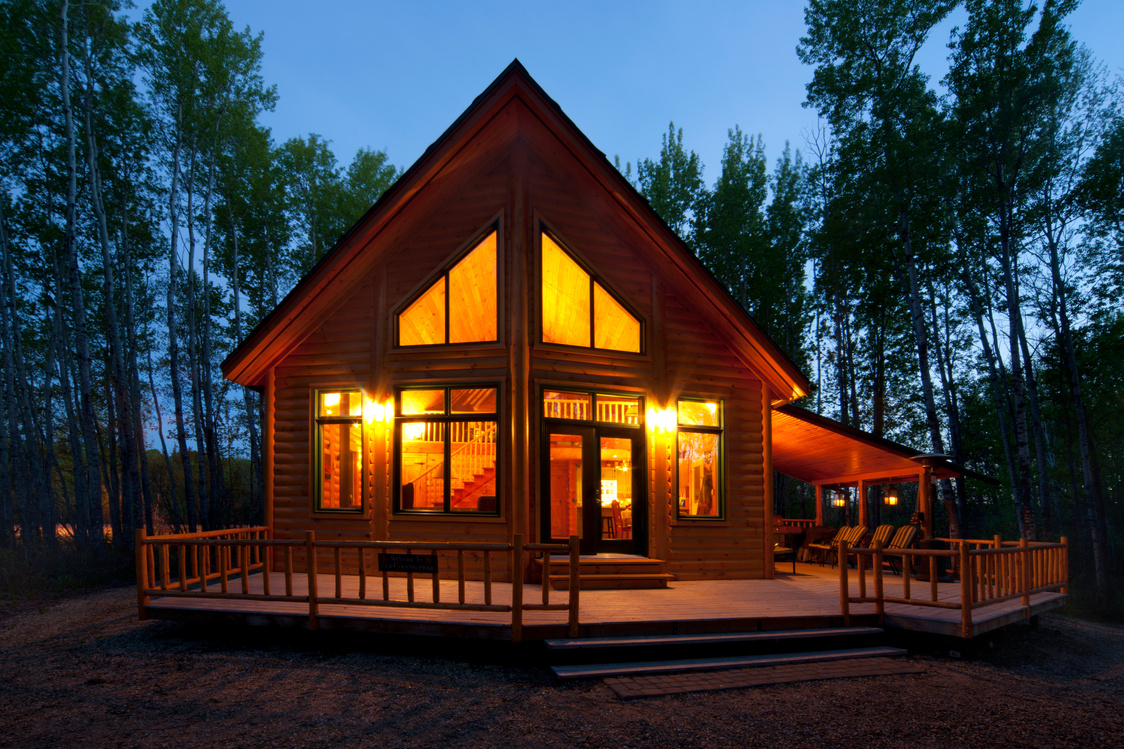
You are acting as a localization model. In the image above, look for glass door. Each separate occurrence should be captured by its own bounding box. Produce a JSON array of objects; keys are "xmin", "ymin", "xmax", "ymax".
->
[{"xmin": 544, "ymin": 425, "xmax": 643, "ymax": 554}]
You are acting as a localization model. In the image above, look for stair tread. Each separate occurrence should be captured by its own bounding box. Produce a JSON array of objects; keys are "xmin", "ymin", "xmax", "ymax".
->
[
  {"xmin": 552, "ymin": 646, "xmax": 907, "ymax": 679},
  {"xmin": 547, "ymin": 573, "xmax": 676, "ymax": 580},
  {"xmin": 544, "ymin": 626, "xmax": 883, "ymax": 650},
  {"xmin": 534, "ymin": 557, "xmax": 668, "ymax": 566}
]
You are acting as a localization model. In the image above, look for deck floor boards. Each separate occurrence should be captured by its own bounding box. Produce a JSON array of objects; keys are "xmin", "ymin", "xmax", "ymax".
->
[{"xmin": 143, "ymin": 562, "xmax": 1066, "ymax": 640}]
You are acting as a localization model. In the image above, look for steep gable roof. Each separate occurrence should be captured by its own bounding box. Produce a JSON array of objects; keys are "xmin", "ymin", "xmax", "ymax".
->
[{"xmin": 222, "ymin": 60, "xmax": 810, "ymax": 402}]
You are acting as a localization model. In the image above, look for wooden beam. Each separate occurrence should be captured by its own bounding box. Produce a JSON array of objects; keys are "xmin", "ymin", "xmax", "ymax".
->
[{"xmin": 763, "ymin": 385, "xmax": 775, "ymax": 580}]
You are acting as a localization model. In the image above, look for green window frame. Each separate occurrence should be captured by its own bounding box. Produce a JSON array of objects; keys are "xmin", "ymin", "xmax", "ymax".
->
[
  {"xmin": 676, "ymin": 398, "xmax": 724, "ymax": 519},
  {"xmin": 313, "ymin": 389, "xmax": 364, "ymax": 514}
]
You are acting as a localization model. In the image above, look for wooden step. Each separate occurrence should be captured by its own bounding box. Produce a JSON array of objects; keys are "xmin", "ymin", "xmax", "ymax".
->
[
  {"xmin": 535, "ymin": 556, "xmax": 674, "ymax": 590},
  {"xmin": 552, "ymin": 646, "xmax": 908, "ymax": 680},
  {"xmin": 544, "ymin": 626, "xmax": 884, "ymax": 651},
  {"xmin": 547, "ymin": 572, "xmax": 676, "ymax": 590}
]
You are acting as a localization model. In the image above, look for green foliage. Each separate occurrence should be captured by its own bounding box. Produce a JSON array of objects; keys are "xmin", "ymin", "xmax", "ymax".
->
[{"xmin": 637, "ymin": 122, "xmax": 705, "ymax": 240}]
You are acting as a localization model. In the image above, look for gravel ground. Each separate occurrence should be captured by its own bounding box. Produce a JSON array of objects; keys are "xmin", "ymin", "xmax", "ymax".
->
[{"xmin": 0, "ymin": 585, "xmax": 1121, "ymax": 748}]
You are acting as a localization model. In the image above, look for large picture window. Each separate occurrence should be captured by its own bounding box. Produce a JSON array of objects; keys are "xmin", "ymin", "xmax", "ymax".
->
[
  {"xmin": 314, "ymin": 389, "xmax": 364, "ymax": 513},
  {"xmin": 396, "ymin": 386, "xmax": 499, "ymax": 514},
  {"xmin": 398, "ymin": 230, "xmax": 498, "ymax": 346},
  {"xmin": 676, "ymin": 398, "xmax": 722, "ymax": 519},
  {"xmin": 541, "ymin": 231, "xmax": 642, "ymax": 353}
]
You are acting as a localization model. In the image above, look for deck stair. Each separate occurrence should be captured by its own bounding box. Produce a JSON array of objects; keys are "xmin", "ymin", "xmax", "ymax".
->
[
  {"xmin": 535, "ymin": 555, "xmax": 675, "ymax": 590},
  {"xmin": 546, "ymin": 625, "xmax": 905, "ymax": 679}
]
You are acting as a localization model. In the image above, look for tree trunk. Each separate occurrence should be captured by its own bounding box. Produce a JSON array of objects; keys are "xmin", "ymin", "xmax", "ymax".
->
[
  {"xmin": 166, "ymin": 107, "xmax": 197, "ymax": 533},
  {"xmin": 60, "ymin": 0, "xmax": 104, "ymax": 545}
]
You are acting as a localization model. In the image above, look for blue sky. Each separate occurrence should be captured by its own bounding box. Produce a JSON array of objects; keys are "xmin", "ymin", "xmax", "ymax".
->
[{"xmin": 220, "ymin": 0, "xmax": 1124, "ymax": 184}]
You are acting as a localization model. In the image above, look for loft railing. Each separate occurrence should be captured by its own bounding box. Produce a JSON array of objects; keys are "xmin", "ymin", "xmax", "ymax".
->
[
  {"xmin": 135, "ymin": 529, "xmax": 579, "ymax": 642},
  {"xmin": 839, "ymin": 535, "xmax": 1068, "ymax": 639}
]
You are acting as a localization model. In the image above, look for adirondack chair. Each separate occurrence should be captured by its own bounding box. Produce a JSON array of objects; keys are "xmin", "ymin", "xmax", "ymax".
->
[
  {"xmin": 884, "ymin": 524, "xmax": 919, "ymax": 575},
  {"xmin": 807, "ymin": 526, "xmax": 847, "ymax": 566},
  {"xmin": 844, "ymin": 523, "xmax": 894, "ymax": 568},
  {"xmin": 830, "ymin": 525, "xmax": 868, "ymax": 568}
]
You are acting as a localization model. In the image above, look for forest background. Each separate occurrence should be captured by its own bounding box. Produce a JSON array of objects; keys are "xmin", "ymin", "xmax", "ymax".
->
[{"xmin": 1, "ymin": 0, "xmax": 1121, "ymax": 615}]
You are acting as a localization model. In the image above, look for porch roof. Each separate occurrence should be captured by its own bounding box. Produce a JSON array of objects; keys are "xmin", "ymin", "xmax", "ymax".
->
[{"xmin": 770, "ymin": 405, "xmax": 996, "ymax": 487}]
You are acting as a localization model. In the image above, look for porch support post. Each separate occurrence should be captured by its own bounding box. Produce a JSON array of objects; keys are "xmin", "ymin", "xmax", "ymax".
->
[
  {"xmin": 264, "ymin": 368, "xmax": 275, "ymax": 554},
  {"xmin": 857, "ymin": 478, "xmax": 867, "ymax": 529},
  {"xmin": 511, "ymin": 534, "xmax": 524, "ymax": 642},
  {"xmin": 305, "ymin": 531, "xmax": 318, "ymax": 631},
  {"xmin": 135, "ymin": 528, "xmax": 149, "ymax": 620},
  {"xmin": 960, "ymin": 540, "xmax": 973, "ymax": 639},
  {"xmin": 568, "ymin": 535, "xmax": 580, "ymax": 638},
  {"xmin": 763, "ymin": 386, "xmax": 775, "ymax": 579},
  {"xmin": 917, "ymin": 468, "xmax": 934, "ymax": 539},
  {"xmin": 815, "ymin": 484, "xmax": 823, "ymax": 526}
]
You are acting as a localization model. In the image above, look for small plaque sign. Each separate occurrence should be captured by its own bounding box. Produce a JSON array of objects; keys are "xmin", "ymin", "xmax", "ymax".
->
[{"xmin": 378, "ymin": 552, "xmax": 437, "ymax": 574}]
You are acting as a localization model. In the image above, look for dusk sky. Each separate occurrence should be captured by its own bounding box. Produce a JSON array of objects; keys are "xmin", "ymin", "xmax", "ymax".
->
[{"xmin": 218, "ymin": 1, "xmax": 1124, "ymax": 185}]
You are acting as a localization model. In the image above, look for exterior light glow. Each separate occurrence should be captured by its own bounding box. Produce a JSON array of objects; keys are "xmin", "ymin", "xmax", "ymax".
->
[
  {"xmin": 832, "ymin": 490, "xmax": 847, "ymax": 508},
  {"xmin": 659, "ymin": 408, "xmax": 677, "ymax": 432},
  {"xmin": 364, "ymin": 400, "xmax": 385, "ymax": 424},
  {"xmin": 383, "ymin": 400, "xmax": 394, "ymax": 423},
  {"xmin": 646, "ymin": 406, "xmax": 658, "ymax": 430}
]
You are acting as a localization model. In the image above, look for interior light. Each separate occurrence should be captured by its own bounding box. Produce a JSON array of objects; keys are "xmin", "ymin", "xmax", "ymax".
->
[
  {"xmin": 706, "ymin": 402, "xmax": 717, "ymax": 414},
  {"xmin": 403, "ymin": 422, "xmax": 425, "ymax": 441},
  {"xmin": 324, "ymin": 392, "xmax": 341, "ymax": 406}
]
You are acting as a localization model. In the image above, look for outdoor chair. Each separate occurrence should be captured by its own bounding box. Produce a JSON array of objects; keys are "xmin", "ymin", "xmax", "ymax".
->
[
  {"xmin": 807, "ymin": 526, "xmax": 847, "ymax": 566},
  {"xmin": 884, "ymin": 524, "xmax": 919, "ymax": 575},
  {"xmin": 773, "ymin": 543, "xmax": 796, "ymax": 574},
  {"xmin": 845, "ymin": 523, "xmax": 893, "ymax": 568},
  {"xmin": 830, "ymin": 525, "xmax": 868, "ymax": 568}
]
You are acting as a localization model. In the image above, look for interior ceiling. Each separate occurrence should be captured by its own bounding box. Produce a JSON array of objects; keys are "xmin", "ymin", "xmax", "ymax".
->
[{"xmin": 770, "ymin": 405, "xmax": 965, "ymax": 486}]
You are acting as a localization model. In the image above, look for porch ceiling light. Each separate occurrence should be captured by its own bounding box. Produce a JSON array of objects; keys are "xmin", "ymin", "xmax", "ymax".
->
[
  {"xmin": 885, "ymin": 485, "xmax": 899, "ymax": 505},
  {"xmin": 831, "ymin": 490, "xmax": 847, "ymax": 508}
]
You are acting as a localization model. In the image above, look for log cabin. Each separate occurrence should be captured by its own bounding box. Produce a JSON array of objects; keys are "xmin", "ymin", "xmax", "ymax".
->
[{"xmin": 221, "ymin": 60, "xmax": 963, "ymax": 588}]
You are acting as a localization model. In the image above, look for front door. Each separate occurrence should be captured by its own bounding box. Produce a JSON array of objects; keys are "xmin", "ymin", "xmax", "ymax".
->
[{"xmin": 544, "ymin": 425, "xmax": 644, "ymax": 554}]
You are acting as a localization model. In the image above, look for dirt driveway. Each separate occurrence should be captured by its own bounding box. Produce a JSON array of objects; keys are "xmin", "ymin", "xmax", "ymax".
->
[{"xmin": 1, "ymin": 585, "xmax": 1121, "ymax": 748}]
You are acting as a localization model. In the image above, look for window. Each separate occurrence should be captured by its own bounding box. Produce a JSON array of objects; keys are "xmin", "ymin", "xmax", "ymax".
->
[
  {"xmin": 396, "ymin": 386, "xmax": 499, "ymax": 514},
  {"xmin": 676, "ymin": 398, "xmax": 722, "ymax": 518},
  {"xmin": 541, "ymin": 232, "xmax": 642, "ymax": 353},
  {"xmin": 315, "ymin": 390, "xmax": 363, "ymax": 513},
  {"xmin": 398, "ymin": 231, "xmax": 498, "ymax": 346},
  {"xmin": 542, "ymin": 390, "xmax": 642, "ymax": 426}
]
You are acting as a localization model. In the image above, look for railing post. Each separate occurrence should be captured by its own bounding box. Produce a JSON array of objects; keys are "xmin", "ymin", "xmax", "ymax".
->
[
  {"xmin": 306, "ymin": 531, "xmax": 319, "ymax": 631},
  {"xmin": 839, "ymin": 539, "xmax": 850, "ymax": 625},
  {"xmin": 1020, "ymin": 537, "xmax": 1031, "ymax": 612},
  {"xmin": 960, "ymin": 541, "xmax": 973, "ymax": 640},
  {"xmin": 511, "ymin": 534, "xmax": 524, "ymax": 643},
  {"xmin": 568, "ymin": 535, "xmax": 580, "ymax": 638},
  {"xmin": 1060, "ymin": 536, "xmax": 1068, "ymax": 595},
  {"xmin": 873, "ymin": 538, "xmax": 884, "ymax": 625},
  {"xmin": 135, "ymin": 528, "xmax": 149, "ymax": 620}
]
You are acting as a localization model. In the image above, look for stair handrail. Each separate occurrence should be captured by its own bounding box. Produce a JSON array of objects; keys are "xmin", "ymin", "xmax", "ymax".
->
[{"xmin": 407, "ymin": 422, "xmax": 498, "ymax": 494}]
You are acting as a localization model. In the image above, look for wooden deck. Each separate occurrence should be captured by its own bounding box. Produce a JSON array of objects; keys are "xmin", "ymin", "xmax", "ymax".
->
[{"xmin": 142, "ymin": 561, "xmax": 1066, "ymax": 641}]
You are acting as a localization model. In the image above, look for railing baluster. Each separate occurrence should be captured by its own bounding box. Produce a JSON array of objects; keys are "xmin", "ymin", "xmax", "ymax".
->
[
  {"xmin": 220, "ymin": 543, "xmax": 228, "ymax": 594},
  {"xmin": 241, "ymin": 544, "xmax": 250, "ymax": 594},
  {"xmin": 161, "ymin": 545, "xmax": 170, "ymax": 591},
  {"xmin": 358, "ymin": 548, "xmax": 366, "ymax": 600},
  {"xmin": 542, "ymin": 552, "xmax": 551, "ymax": 605},
  {"xmin": 335, "ymin": 546, "xmax": 343, "ymax": 600},
  {"xmin": 432, "ymin": 551, "xmax": 440, "ymax": 603},
  {"xmin": 457, "ymin": 550, "xmax": 465, "ymax": 604},
  {"xmin": 179, "ymin": 544, "xmax": 187, "ymax": 592},
  {"xmin": 285, "ymin": 545, "xmax": 293, "ymax": 597},
  {"xmin": 484, "ymin": 550, "xmax": 492, "ymax": 606}
]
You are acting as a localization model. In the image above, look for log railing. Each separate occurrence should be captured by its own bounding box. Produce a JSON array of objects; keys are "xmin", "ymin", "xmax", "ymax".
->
[
  {"xmin": 840, "ymin": 536, "xmax": 1068, "ymax": 639},
  {"xmin": 136, "ymin": 530, "xmax": 580, "ymax": 641}
]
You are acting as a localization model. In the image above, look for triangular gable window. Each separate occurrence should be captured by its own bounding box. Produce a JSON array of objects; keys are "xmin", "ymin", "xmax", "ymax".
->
[
  {"xmin": 398, "ymin": 231, "xmax": 498, "ymax": 346},
  {"xmin": 541, "ymin": 231, "xmax": 642, "ymax": 353}
]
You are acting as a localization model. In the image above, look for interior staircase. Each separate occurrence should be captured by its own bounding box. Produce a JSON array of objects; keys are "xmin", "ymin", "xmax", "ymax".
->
[
  {"xmin": 544, "ymin": 625, "xmax": 908, "ymax": 681},
  {"xmin": 535, "ymin": 555, "xmax": 676, "ymax": 590}
]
